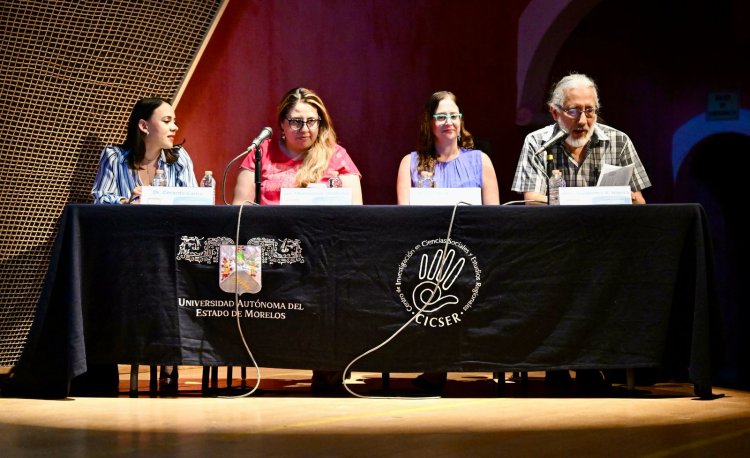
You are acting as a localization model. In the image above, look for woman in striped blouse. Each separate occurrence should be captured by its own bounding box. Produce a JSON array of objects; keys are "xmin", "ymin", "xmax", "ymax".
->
[
  {"xmin": 91, "ymin": 97, "xmax": 198, "ymax": 204},
  {"xmin": 90, "ymin": 97, "xmax": 196, "ymax": 392}
]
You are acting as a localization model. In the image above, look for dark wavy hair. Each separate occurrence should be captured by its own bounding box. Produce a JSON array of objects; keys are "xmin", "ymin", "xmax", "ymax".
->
[
  {"xmin": 416, "ymin": 91, "xmax": 474, "ymax": 173},
  {"xmin": 122, "ymin": 97, "xmax": 181, "ymax": 169}
]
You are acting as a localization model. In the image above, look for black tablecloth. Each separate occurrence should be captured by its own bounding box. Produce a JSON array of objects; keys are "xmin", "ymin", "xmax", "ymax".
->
[{"xmin": 5, "ymin": 204, "xmax": 719, "ymax": 397}]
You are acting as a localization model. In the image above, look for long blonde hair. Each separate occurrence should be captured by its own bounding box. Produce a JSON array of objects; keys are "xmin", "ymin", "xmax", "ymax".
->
[{"xmin": 277, "ymin": 87, "xmax": 338, "ymax": 187}]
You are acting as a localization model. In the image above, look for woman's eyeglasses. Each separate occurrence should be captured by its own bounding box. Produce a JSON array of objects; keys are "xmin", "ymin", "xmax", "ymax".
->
[
  {"xmin": 432, "ymin": 113, "xmax": 462, "ymax": 124},
  {"xmin": 287, "ymin": 118, "xmax": 321, "ymax": 131}
]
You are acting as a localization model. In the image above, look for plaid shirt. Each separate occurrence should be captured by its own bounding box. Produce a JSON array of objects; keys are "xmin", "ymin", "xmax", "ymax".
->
[
  {"xmin": 91, "ymin": 145, "xmax": 198, "ymax": 204},
  {"xmin": 511, "ymin": 123, "xmax": 651, "ymax": 195}
]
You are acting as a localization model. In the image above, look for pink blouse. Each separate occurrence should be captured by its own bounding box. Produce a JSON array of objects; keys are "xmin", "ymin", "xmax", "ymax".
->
[{"xmin": 240, "ymin": 138, "xmax": 361, "ymax": 205}]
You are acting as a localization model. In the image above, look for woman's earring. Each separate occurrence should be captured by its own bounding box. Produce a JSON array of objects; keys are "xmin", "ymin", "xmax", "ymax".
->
[
  {"xmin": 457, "ymin": 135, "xmax": 461, "ymax": 145},
  {"xmin": 281, "ymin": 132, "xmax": 286, "ymax": 141}
]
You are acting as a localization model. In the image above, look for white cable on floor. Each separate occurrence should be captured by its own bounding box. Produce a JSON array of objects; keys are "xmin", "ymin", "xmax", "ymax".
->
[{"xmin": 342, "ymin": 201, "xmax": 470, "ymax": 399}]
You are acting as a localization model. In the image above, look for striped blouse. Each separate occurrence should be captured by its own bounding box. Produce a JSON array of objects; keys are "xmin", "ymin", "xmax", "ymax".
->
[{"xmin": 91, "ymin": 145, "xmax": 198, "ymax": 204}]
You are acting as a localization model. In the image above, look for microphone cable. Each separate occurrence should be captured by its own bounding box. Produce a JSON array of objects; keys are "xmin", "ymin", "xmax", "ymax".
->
[
  {"xmin": 341, "ymin": 201, "xmax": 471, "ymax": 399},
  {"xmin": 221, "ymin": 148, "xmax": 253, "ymax": 205},
  {"xmin": 219, "ymin": 200, "xmax": 262, "ymax": 399}
]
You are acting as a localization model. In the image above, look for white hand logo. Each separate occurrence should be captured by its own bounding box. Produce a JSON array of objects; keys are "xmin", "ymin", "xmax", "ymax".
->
[{"xmin": 411, "ymin": 248, "xmax": 465, "ymax": 313}]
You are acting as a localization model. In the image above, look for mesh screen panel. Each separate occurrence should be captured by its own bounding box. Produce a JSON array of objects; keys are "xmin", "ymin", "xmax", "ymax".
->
[{"xmin": 0, "ymin": 0, "xmax": 225, "ymax": 368}]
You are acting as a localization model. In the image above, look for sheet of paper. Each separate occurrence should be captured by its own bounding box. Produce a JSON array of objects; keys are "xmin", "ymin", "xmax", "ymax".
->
[
  {"xmin": 140, "ymin": 186, "xmax": 214, "ymax": 205},
  {"xmin": 559, "ymin": 186, "xmax": 632, "ymax": 205},
  {"xmin": 597, "ymin": 163, "xmax": 634, "ymax": 186},
  {"xmin": 409, "ymin": 187, "xmax": 482, "ymax": 205},
  {"xmin": 279, "ymin": 187, "xmax": 352, "ymax": 205}
]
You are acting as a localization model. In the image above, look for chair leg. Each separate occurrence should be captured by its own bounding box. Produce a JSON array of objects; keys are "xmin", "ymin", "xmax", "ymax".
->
[
  {"xmin": 241, "ymin": 366, "xmax": 247, "ymax": 388},
  {"xmin": 499, "ymin": 372, "xmax": 527, "ymax": 391},
  {"xmin": 211, "ymin": 366, "xmax": 219, "ymax": 390},
  {"xmin": 494, "ymin": 372, "xmax": 504, "ymax": 395},
  {"xmin": 129, "ymin": 364, "xmax": 139, "ymax": 397},
  {"xmin": 227, "ymin": 366, "xmax": 233, "ymax": 388},
  {"xmin": 149, "ymin": 366, "xmax": 158, "ymax": 394},
  {"xmin": 202, "ymin": 366, "xmax": 210, "ymax": 395},
  {"xmin": 382, "ymin": 372, "xmax": 390, "ymax": 390},
  {"xmin": 626, "ymin": 368, "xmax": 635, "ymax": 391}
]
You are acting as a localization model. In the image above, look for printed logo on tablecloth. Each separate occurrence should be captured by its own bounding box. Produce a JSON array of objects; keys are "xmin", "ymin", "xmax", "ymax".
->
[
  {"xmin": 175, "ymin": 236, "xmax": 234, "ymax": 263},
  {"xmin": 219, "ymin": 245, "xmax": 262, "ymax": 294},
  {"xmin": 176, "ymin": 236, "xmax": 305, "ymax": 265},
  {"xmin": 395, "ymin": 238, "xmax": 481, "ymax": 328},
  {"xmin": 175, "ymin": 235, "xmax": 306, "ymax": 321}
]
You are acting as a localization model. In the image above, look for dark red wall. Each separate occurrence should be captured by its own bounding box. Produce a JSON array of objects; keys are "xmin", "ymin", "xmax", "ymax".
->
[{"xmin": 177, "ymin": 0, "xmax": 526, "ymax": 204}]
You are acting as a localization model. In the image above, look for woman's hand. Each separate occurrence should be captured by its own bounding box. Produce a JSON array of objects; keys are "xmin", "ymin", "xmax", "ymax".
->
[{"xmin": 127, "ymin": 186, "xmax": 143, "ymax": 204}]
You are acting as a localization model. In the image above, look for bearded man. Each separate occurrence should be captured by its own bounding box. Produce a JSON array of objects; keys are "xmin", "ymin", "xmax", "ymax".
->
[{"xmin": 512, "ymin": 73, "xmax": 651, "ymax": 204}]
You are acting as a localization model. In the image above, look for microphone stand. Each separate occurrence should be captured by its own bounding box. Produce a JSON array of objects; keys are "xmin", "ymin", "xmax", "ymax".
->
[
  {"xmin": 546, "ymin": 151, "xmax": 553, "ymax": 206},
  {"xmin": 221, "ymin": 128, "xmax": 272, "ymax": 205},
  {"xmin": 534, "ymin": 127, "xmax": 566, "ymax": 206},
  {"xmin": 254, "ymin": 146, "xmax": 262, "ymax": 204}
]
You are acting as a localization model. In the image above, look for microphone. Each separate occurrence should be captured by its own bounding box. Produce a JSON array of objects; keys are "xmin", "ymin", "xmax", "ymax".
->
[
  {"xmin": 245, "ymin": 127, "xmax": 273, "ymax": 153},
  {"xmin": 536, "ymin": 129, "xmax": 567, "ymax": 202},
  {"xmin": 221, "ymin": 127, "xmax": 274, "ymax": 205},
  {"xmin": 534, "ymin": 128, "xmax": 568, "ymax": 156}
]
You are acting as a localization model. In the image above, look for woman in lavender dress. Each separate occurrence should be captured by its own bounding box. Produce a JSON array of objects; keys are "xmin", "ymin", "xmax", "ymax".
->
[
  {"xmin": 395, "ymin": 91, "xmax": 499, "ymax": 392},
  {"xmin": 396, "ymin": 90, "xmax": 499, "ymax": 205}
]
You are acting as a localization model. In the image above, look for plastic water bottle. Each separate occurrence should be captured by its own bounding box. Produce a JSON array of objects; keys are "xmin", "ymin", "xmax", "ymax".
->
[
  {"xmin": 201, "ymin": 171, "xmax": 216, "ymax": 203},
  {"xmin": 327, "ymin": 171, "xmax": 342, "ymax": 188},
  {"xmin": 417, "ymin": 171, "xmax": 435, "ymax": 188},
  {"xmin": 151, "ymin": 169, "xmax": 167, "ymax": 186},
  {"xmin": 548, "ymin": 169, "xmax": 566, "ymax": 205},
  {"xmin": 200, "ymin": 170, "xmax": 216, "ymax": 189}
]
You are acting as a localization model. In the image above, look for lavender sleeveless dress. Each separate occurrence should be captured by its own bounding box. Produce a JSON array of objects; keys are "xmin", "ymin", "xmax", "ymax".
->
[{"xmin": 409, "ymin": 148, "xmax": 483, "ymax": 188}]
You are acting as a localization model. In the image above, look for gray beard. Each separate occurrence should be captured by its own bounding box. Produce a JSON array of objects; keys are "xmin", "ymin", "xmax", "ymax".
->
[{"xmin": 558, "ymin": 119, "xmax": 595, "ymax": 148}]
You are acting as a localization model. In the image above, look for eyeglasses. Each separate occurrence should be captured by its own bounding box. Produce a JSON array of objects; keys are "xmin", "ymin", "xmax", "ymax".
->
[
  {"xmin": 557, "ymin": 106, "xmax": 597, "ymax": 118},
  {"xmin": 287, "ymin": 118, "xmax": 321, "ymax": 130},
  {"xmin": 432, "ymin": 112, "xmax": 462, "ymax": 124}
]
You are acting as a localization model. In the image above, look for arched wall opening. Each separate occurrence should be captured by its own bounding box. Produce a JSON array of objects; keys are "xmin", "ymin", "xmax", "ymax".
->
[{"xmin": 675, "ymin": 132, "xmax": 749, "ymax": 389}]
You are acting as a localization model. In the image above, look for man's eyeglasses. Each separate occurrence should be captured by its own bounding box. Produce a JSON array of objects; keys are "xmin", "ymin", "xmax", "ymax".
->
[
  {"xmin": 287, "ymin": 118, "xmax": 321, "ymax": 130},
  {"xmin": 557, "ymin": 106, "xmax": 597, "ymax": 119},
  {"xmin": 432, "ymin": 112, "xmax": 462, "ymax": 124}
]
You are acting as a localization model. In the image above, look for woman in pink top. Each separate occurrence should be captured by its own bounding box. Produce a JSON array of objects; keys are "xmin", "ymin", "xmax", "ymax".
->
[
  {"xmin": 232, "ymin": 88, "xmax": 360, "ymax": 392},
  {"xmin": 233, "ymin": 87, "xmax": 362, "ymax": 205}
]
